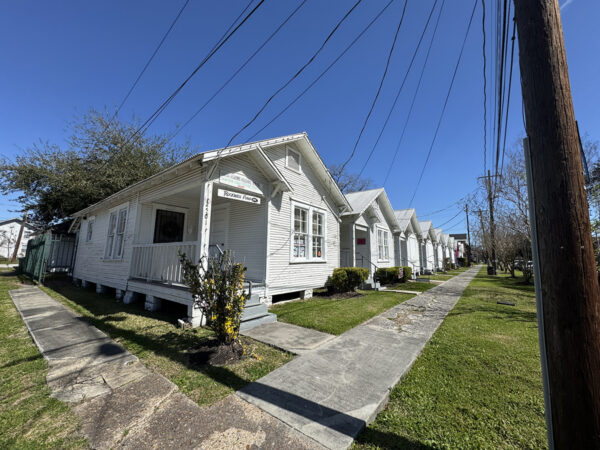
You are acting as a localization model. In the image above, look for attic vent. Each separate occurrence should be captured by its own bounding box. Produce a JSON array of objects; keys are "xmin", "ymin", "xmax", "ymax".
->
[{"xmin": 286, "ymin": 147, "xmax": 301, "ymax": 172}]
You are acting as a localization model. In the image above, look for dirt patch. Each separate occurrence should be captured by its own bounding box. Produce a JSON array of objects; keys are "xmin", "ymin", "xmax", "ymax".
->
[{"xmin": 188, "ymin": 340, "xmax": 245, "ymax": 367}]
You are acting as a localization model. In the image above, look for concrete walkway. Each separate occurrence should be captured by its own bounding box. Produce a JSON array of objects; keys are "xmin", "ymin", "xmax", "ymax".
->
[
  {"xmin": 9, "ymin": 286, "xmax": 322, "ymax": 449},
  {"xmin": 237, "ymin": 266, "xmax": 480, "ymax": 449},
  {"xmin": 241, "ymin": 321, "xmax": 335, "ymax": 355}
]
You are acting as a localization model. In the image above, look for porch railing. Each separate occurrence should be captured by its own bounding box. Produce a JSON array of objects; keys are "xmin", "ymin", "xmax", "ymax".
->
[{"xmin": 130, "ymin": 242, "xmax": 197, "ymax": 285}]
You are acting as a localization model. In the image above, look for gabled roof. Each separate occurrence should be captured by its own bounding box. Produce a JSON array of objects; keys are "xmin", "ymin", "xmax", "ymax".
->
[
  {"xmin": 419, "ymin": 221, "xmax": 434, "ymax": 240},
  {"xmin": 433, "ymin": 228, "xmax": 443, "ymax": 243},
  {"xmin": 343, "ymin": 188, "xmax": 399, "ymax": 232},
  {"xmin": 0, "ymin": 218, "xmax": 36, "ymax": 230},
  {"xmin": 441, "ymin": 233, "xmax": 449, "ymax": 246},
  {"xmin": 72, "ymin": 133, "xmax": 351, "ymax": 217},
  {"xmin": 394, "ymin": 208, "xmax": 419, "ymax": 234}
]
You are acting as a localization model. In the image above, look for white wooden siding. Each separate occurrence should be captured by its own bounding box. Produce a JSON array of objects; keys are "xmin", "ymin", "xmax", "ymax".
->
[{"xmin": 264, "ymin": 144, "xmax": 341, "ymax": 295}]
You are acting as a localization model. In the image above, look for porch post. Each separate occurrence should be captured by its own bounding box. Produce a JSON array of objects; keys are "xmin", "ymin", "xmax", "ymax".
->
[
  {"xmin": 351, "ymin": 224, "xmax": 356, "ymax": 267},
  {"xmin": 196, "ymin": 181, "xmax": 213, "ymax": 268}
]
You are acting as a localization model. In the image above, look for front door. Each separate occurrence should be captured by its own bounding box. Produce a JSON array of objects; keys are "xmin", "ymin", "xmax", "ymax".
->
[{"xmin": 210, "ymin": 204, "xmax": 229, "ymax": 252}]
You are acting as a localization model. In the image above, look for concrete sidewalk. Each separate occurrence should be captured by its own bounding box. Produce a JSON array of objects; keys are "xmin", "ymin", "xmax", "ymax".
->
[
  {"xmin": 237, "ymin": 266, "xmax": 480, "ymax": 449},
  {"xmin": 9, "ymin": 286, "xmax": 322, "ymax": 449}
]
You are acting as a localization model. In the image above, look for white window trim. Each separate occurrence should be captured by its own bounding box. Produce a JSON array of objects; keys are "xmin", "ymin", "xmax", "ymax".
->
[
  {"xmin": 290, "ymin": 200, "xmax": 327, "ymax": 263},
  {"xmin": 376, "ymin": 226, "xmax": 390, "ymax": 262},
  {"xmin": 151, "ymin": 203, "xmax": 189, "ymax": 244},
  {"xmin": 104, "ymin": 202, "xmax": 129, "ymax": 261},
  {"xmin": 85, "ymin": 216, "xmax": 95, "ymax": 243},
  {"xmin": 285, "ymin": 146, "xmax": 302, "ymax": 173}
]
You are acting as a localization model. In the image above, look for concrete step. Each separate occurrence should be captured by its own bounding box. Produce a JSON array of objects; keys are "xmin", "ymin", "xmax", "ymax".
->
[
  {"xmin": 244, "ymin": 292, "xmax": 262, "ymax": 307},
  {"xmin": 361, "ymin": 278, "xmax": 381, "ymax": 290},
  {"xmin": 241, "ymin": 303, "xmax": 269, "ymax": 321},
  {"xmin": 240, "ymin": 313, "xmax": 277, "ymax": 332}
]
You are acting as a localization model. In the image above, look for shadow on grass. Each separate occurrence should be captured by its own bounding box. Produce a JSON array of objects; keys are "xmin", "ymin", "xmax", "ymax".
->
[
  {"xmin": 449, "ymin": 302, "xmax": 538, "ymax": 323},
  {"xmin": 354, "ymin": 428, "xmax": 436, "ymax": 449}
]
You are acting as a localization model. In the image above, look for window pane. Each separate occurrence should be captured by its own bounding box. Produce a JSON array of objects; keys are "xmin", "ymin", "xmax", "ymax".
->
[
  {"xmin": 312, "ymin": 212, "xmax": 323, "ymax": 236},
  {"xmin": 294, "ymin": 233, "xmax": 306, "ymax": 258},
  {"xmin": 117, "ymin": 209, "xmax": 127, "ymax": 234},
  {"xmin": 312, "ymin": 236, "xmax": 323, "ymax": 258},
  {"xmin": 294, "ymin": 207, "xmax": 307, "ymax": 233},
  {"xmin": 153, "ymin": 209, "xmax": 185, "ymax": 243},
  {"xmin": 287, "ymin": 149, "xmax": 300, "ymax": 171}
]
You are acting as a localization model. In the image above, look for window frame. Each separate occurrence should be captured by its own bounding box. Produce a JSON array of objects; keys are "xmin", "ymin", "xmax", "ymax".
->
[
  {"xmin": 290, "ymin": 200, "xmax": 327, "ymax": 263},
  {"xmin": 285, "ymin": 146, "xmax": 302, "ymax": 173},
  {"xmin": 151, "ymin": 203, "xmax": 189, "ymax": 244},
  {"xmin": 104, "ymin": 203, "xmax": 128, "ymax": 261},
  {"xmin": 85, "ymin": 216, "xmax": 95, "ymax": 243},
  {"xmin": 377, "ymin": 226, "xmax": 390, "ymax": 262}
]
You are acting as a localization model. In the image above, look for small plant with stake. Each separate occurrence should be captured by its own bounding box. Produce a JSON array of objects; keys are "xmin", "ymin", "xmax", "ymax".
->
[{"xmin": 179, "ymin": 250, "xmax": 247, "ymax": 349}]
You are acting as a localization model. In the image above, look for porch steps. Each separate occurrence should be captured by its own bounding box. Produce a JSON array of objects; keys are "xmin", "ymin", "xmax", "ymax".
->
[{"xmin": 240, "ymin": 291, "xmax": 277, "ymax": 332}]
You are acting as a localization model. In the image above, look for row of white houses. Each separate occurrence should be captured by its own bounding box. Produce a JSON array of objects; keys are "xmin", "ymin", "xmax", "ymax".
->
[{"xmin": 69, "ymin": 133, "xmax": 463, "ymax": 329}]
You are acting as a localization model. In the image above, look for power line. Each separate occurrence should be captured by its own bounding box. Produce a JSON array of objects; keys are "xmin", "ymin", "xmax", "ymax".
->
[
  {"xmin": 358, "ymin": 0, "xmax": 440, "ymax": 178},
  {"xmin": 436, "ymin": 209, "xmax": 463, "ymax": 228},
  {"xmin": 221, "ymin": 0, "xmax": 364, "ymax": 150},
  {"xmin": 245, "ymin": 0, "xmax": 396, "ymax": 142},
  {"xmin": 109, "ymin": 0, "xmax": 191, "ymax": 125},
  {"xmin": 493, "ymin": 0, "xmax": 510, "ymax": 182},
  {"xmin": 125, "ymin": 0, "xmax": 264, "ymax": 145},
  {"xmin": 481, "ymin": 0, "xmax": 488, "ymax": 173},
  {"xmin": 337, "ymin": 0, "xmax": 410, "ymax": 176},
  {"xmin": 383, "ymin": 0, "xmax": 444, "ymax": 186},
  {"xmin": 169, "ymin": 0, "xmax": 308, "ymax": 141},
  {"xmin": 408, "ymin": 0, "xmax": 478, "ymax": 207},
  {"xmin": 499, "ymin": 15, "xmax": 516, "ymax": 179}
]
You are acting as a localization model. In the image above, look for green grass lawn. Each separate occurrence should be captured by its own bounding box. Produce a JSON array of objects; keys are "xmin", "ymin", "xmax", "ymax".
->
[
  {"xmin": 387, "ymin": 281, "xmax": 436, "ymax": 292},
  {"xmin": 0, "ymin": 272, "xmax": 87, "ymax": 449},
  {"xmin": 354, "ymin": 267, "xmax": 547, "ymax": 449},
  {"xmin": 270, "ymin": 291, "xmax": 414, "ymax": 335},
  {"xmin": 41, "ymin": 277, "xmax": 293, "ymax": 407}
]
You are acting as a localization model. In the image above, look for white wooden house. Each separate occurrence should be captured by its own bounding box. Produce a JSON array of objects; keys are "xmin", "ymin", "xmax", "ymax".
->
[
  {"xmin": 0, "ymin": 218, "xmax": 36, "ymax": 259},
  {"xmin": 448, "ymin": 236, "xmax": 456, "ymax": 264},
  {"xmin": 393, "ymin": 208, "xmax": 422, "ymax": 275},
  {"xmin": 418, "ymin": 221, "xmax": 436, "ymax": 273},
  {"xmin": 339, "ymin": 188, "xmax": 399, "ymax": 281},
  {"xmin": 70, "ymin": 133, "xmax": 350, "ymax": 329},
  {"xmin": 433, "ymin": 228, "xmax": 444, "ymax": 270}
]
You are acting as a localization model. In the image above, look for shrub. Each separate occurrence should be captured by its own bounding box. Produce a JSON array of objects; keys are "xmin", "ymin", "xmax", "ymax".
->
[
  {"xmin": 375, "ymin": 266, "xmax": 412, "ymax": 284},
  {"xmin": 179, "ymin": 250, "xmax": 247, "ymax": 346},
  {"xmin": 328, "ymin": 267, "xmax": 369, "ymax": 293},
  {"xmin": 457, "ymin": 257, "xmax": 466, "ymax": 267}
]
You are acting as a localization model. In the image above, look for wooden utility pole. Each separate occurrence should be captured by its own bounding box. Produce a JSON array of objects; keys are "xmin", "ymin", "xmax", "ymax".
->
[
  {"xmin": 514, "ymin": 0, "xmax": 600, "ymax": 447},
  {"xmin": 465, "ymin": 204, "xmax": 472, "ymax": 264},
  {"xmin": 11, "ymin": 211, "xmax": 27, "ymax": 263},
  {"xmin": 486, "ymin": 171, "xmax": 497, "ymax": 274}
]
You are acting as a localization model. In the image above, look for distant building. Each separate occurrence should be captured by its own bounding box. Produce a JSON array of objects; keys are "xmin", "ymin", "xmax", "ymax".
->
[
  {"xmin": 0, "ymin": 218, "xmax": 36, "ymax": 259},
  {"xmin": 449, "ymin": 233, "xmax": 468, "ymax": 260}
]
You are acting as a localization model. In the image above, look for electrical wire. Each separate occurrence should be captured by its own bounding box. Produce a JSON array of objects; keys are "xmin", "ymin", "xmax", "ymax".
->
[
  {"xmin": 436, "ymin": 209, "xmax": 462, "ymax": 228},
  {"xmin": 125, "ymin": 0, "xmax": 264, "ymax": 145},
  {"xmin": 221, "ymin": 0, "xmax": 364, "ymax": 150},
  {"xmin": 337, "ymin": 0, "xmax": 410, "ymax": 177},
  {"xmin": 357, "ymin": 0, "xmax": 440, "ymax": 178},
  {"xmin": 481, "ymin": 0, "xmax": 488, "ymax": 173},
  {"xmin": 109, "ymin": 0, "xmax": 191, "ymax": 125},
  {"xmin": 382, "ymin": 0, "xmax": 444, "ymax": 186},
  {"xmin": 408, "ymin": 0, "xmax": 478, "ymax": 207},
  {"xmin": 499, "ymin": 16, "xmax": 516, "ymax": 179},
  {"xmin": 169, "ymin": 0, "xmax": 308, "ymax": 141},
  {"xmin": 245, "ymin": 0, "xmax": 396, "ymax": 142}
]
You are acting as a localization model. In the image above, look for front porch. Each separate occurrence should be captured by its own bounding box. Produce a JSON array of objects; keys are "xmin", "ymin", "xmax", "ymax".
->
[{"xmin": 125, "ymin": 179, "xmax": 273, "ymax": 328}]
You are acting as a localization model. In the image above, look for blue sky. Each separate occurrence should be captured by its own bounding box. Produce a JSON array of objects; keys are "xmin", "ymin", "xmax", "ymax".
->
[{"xmin": 1, "ymin": 0, "xmax": 598, "ymax": 232}]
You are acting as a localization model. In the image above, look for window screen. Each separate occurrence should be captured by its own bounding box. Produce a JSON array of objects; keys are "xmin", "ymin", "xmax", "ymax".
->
[
  {"xmin": 153, "ymin": 209, "xmax": 185, "ymax": 243},
  {"xmin": 287, "ymin": 148, "xmax": 301, "ymax": 171}
]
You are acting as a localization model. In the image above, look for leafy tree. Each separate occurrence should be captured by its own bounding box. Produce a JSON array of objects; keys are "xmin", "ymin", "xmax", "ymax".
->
[
  {"xmin": 328, "ymin": 164, "xmax": 373, "ymax": 194},
  {"xmin": 0, "ymin": 109, "xmax": 193, "ymax": 228}
]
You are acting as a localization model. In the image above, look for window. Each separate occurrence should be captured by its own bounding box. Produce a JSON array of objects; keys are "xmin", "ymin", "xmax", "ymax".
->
[
  {"xmin": 286, "ymin": 147, "xmax": 301, "ymax": 172},
  {"xmin": 293, "ymin": 206, "xmax": 308, "ymax": 258},
  {"xmin": 378, "ymin": 228, "xmax": 390, "ymax": 261},
  {"xmin": 312, "ymin": 211, "xmax": 324, "ymax": 258},
  {"xmin": 85, "ymin": 218, "xmax": 94, "ymax": 242},
  {"xmin": 153, "ymin": 209, "xmax": 185, "ymax": 243},
  {"xmin": 291, "ymin": 202, "xmax": 326, "ymax": 262},
  {"xmin": 105, "ymin": 206, "xmax": 127, "ymax": 259}
]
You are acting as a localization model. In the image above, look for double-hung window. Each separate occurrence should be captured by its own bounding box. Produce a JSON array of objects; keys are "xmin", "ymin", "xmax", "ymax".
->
[
  {"xmin": 85, "ymin": 217, "xmax": 94, "ymax": 242},
  {"xmin": 377, "ymin": 228, "xmax": 390, "ymax": 261},
  {"xmin": 291, "ymin": 201, "xmax": 326, "ymax": 262},
  {"xmin": 105, "ymin": 206, "xmax": 127, "ymax": 259}
]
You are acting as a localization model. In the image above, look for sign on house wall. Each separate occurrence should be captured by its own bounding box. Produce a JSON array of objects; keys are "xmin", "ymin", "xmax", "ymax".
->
[
  {"xmin": 217, "ymin": 189, "xmax": 261, "ymax": 205},
  {"xmin": 219, "ymin": 171, "xmax": 263, "ymax": 195}
]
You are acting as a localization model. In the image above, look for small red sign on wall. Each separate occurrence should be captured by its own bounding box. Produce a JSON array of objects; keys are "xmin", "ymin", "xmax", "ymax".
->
[{"xmin": 356, "ymin": 238, "xmax": 366, "ymax": 245}]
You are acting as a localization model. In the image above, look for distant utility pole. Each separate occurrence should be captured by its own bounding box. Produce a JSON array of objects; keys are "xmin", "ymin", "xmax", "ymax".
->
[
  {"xmin": 478, "ymin": 171, "xmax": 500, "ymax": 274},
  {"xmin": 465, "ymin": 204, "xmax": 472, "ymax": 264},
  {"xmin": 11, "ymin": 211, "xmax": 27, "ymax": 263},
  {"xmin": 514, "ymin": 0, "xmax": 600, "ymax": 448}
]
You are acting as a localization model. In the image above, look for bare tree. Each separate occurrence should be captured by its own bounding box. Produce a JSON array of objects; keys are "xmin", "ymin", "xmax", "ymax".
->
[{"xmin": 328, "ymin": 164, "xmax": 373, "ymax": 194}]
